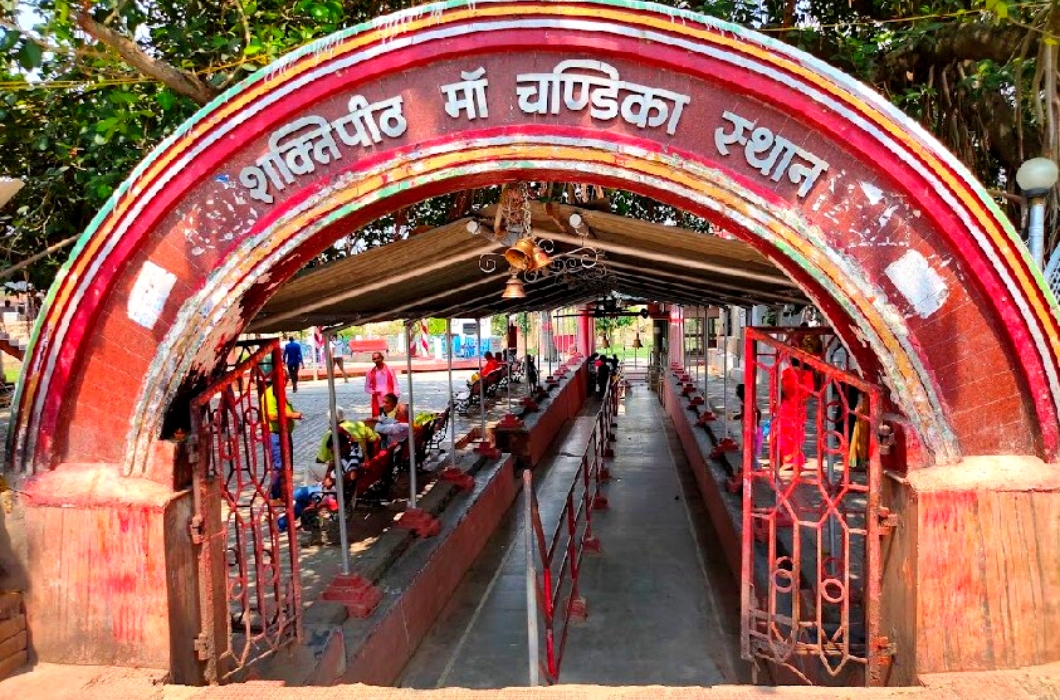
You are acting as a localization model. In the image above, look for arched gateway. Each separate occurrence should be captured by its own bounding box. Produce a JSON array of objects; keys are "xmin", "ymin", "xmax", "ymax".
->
[{"xmin": 7, "ymin": 0, "xmax": 1059, "ymax": 684}]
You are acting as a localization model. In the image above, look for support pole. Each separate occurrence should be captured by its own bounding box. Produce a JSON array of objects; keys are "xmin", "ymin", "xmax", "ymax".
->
[
  {"xmin": 723, "ymin": 306, "xmax": 730, "ymax": 439},
  {"xmin": 324, "ymin": 332, "xmax": 351, "ymax": 575},
  {"xmin": 547, "ymin": 312, "xmax": 553, "ymax": 378},
  {"xmin": 477, "ymin": 317, "xmax": 486, "ymax": 441},
  {"xmin": 524, "ymin": 470, "xmax": 540, "ymax": 686},
  {"xmin": 703, "ymin": 306, "xmax": 709, "ymax": 400},
  {"xmin": 404, "ymin": 321, "xmax": 419, "ymax": 509},
  {"xmin": 447, "ymin": 318, "xmax": 456, "ymax": 468},
  {"xmin": 506, "ymin": 314, "xmax": 513, "ymax": 414}
]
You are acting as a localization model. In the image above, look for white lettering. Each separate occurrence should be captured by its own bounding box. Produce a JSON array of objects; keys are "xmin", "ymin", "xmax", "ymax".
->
[
  {"xmin": 713, "ymin": 111, "xmax": 829, "ymax": 198},
  {"xmin": 238, "ymin": 93, "xmax": 408, "ymax": 204},
  {"xmin": 516, "ymin": 60, "xmax": 690, "ymax": 135},
  {"xmin": 441, "ymin": 67, "xmax": 490, "ymax": 121}
]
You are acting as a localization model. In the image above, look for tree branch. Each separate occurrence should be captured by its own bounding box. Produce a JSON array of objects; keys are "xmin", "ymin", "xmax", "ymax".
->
[
  {"xmin": 875, "ymin": 22, "xmax": 1032, "ymax": 83},
  {"xmin": 74, "ymin": 10, "xmax": 218, "ymax": 105}
]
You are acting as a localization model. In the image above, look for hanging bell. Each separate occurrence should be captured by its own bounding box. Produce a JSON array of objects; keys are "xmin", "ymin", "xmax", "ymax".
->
[
  {"xmin": 632, "ymin": 332, "xmax": 643, "ymax": 349},
  {"xmin": 504, "ymin": 237, "xmax": 536, "ymax": 271},
  {"xmin": 502, "ymin": 274, "xmax": 526, "ymax": 299},
  {"xmin": 601, "ymin": 336, "xmax": 611, "ymax": 349},
  {"xmin": 529, "ymin": 244, "xmax": 552, "ymax": 272}
]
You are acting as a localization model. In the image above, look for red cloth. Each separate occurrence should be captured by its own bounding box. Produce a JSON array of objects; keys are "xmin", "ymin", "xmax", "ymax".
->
[{"xmin": 774, "ymin": 365, "xmax": 815, "ymax": 467}]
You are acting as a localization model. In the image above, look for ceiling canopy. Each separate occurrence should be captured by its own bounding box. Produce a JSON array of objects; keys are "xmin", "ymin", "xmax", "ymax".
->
[{"xmin": 248, "ymin": 202, "xmax": 805, "ymax": 333}]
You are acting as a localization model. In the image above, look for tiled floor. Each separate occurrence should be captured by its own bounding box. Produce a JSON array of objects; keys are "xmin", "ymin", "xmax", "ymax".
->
[{"xmin": 398, "ymin": 384, "xmax": 745, "ymax": 688}]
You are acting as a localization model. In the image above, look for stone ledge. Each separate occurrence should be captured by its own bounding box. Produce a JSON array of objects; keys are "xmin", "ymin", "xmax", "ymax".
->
[{"xmin": 908, "ymin": 455, "xmax": 1060, "ymax": 492}]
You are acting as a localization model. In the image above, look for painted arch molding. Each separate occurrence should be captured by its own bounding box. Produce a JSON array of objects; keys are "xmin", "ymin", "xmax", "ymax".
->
[{"xmin": 8, "ymin": 0, "xmax": 1060, "ymax": 476}]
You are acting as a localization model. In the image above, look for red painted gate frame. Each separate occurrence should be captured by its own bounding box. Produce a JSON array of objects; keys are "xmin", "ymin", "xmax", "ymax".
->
[
  {"xmin": 740, "ymin": 327, "xmax": 887, "ymax": 685},
  {"xmin": 189, "ymin": 340, "xmax": 302, "ymax": 683}
]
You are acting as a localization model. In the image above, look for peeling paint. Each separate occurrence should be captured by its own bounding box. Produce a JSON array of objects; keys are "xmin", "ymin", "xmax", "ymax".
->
[
  {"xmin": 126, "ymin": 261, "xmax": 177, "ymax": 330},
  {"xmin": 885, "ymin": 249, "xmax": 950, "ymax": 319}
]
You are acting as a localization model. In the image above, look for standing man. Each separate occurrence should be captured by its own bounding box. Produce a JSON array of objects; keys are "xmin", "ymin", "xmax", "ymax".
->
[
  {"xmin": 283, "ymin": 336, "xmax": 304, "ymax": 393},
  {"xmin": 364, "ymin": 351, "xmax": 399, "ymax": 417},
  {"xmin": 331, "ymin": 336, "xmax": 350, "ymax": 383},
  {"xmin": 263, "ymin": 373, "xmax": 303, "ymax": 501}
]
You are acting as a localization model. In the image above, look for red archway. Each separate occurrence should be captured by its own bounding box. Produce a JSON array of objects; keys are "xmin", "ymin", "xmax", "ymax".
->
[{"xmin": 8, "ymin": 0, "xmax": 1059, "ymax": 677}]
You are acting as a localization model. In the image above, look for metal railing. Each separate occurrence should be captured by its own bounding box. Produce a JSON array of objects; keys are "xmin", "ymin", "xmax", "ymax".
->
[{"xmin": 524, "ymin": 374, "xmax": 619, "ymax": 685}]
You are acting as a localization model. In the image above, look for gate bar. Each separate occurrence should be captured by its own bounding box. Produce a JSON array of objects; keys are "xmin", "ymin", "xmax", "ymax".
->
[
  {"xmin": 324, "ymin": 331, "xmax": 352, "ymax": 575},
  {"xmin": 405, "ymin": 321, "xmax": 419, "ymax": 509}
]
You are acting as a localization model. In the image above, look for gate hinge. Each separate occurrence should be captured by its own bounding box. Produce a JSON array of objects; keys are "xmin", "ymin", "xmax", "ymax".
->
[
  {"xmin": 877, "ymin": 507, "xmax": 899, "ymax": 531},
  {"xmin": 193, "ymin": 632, "xmax": 211, "ymax": 661},
  {"xmin": 189, "ymin": 514, "xmax": 205, "ymax": 545}
]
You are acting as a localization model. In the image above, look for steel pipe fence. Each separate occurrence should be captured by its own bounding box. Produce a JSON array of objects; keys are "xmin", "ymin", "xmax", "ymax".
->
[{"xmin": 524, "ymin": 374, "xmax": 619, "ymax": 684}]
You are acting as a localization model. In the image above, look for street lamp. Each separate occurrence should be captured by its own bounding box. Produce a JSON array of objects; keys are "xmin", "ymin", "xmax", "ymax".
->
[
  {"xmin": 0, "ymin": 178, "xmax": 23, "ymax": 209},
  {"xmin": 1016, "ymin": 157, "xmax": 1059, "ymax": 269}
]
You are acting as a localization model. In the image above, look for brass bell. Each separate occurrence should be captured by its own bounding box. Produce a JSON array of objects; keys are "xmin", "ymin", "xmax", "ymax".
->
[
  {"xmin": 601, "ymin": 336, "xmax": 610, "ymax": 349},
  {"xmin": 632, "ymin": 333, "xmax": 643, "ymax": 349},
  {"xmin": 529, "ymin": 245, "xmax": 552, "ymax": 272},
  {"xmin": 504, "ymin": 238, "xmax": 536, "ymax": 271},
  {"xmin": 502, "ymin": 274, "xmax": 526, "ymax": 299}
]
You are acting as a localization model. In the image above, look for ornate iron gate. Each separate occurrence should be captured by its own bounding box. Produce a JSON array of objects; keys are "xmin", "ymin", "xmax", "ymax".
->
[
  {"xmin": 190, "ymin": 340, "xmax": 302, "ymax": 683},
  {"xmin": 741, "ymin": 327, "xmax": 892, "ymax": 685}
]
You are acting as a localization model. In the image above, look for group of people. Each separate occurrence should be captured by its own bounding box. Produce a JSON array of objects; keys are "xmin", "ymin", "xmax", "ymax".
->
[
  {"xmin": 264, "ymin": 344, "xmax": 408, "ymax": 525},
  {"xmin": 588, "ymin": 353, "xmax": 619, "ymax": 399},
  {"xmin": 282, "ymin": 336, "xmax": 384, "ymax": 393}
]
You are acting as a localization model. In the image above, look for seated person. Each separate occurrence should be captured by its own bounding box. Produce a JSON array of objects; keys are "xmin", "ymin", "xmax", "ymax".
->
[
  {"xmin": 279, "ymin": 463, "xmax": 337, "ymax": 533},
  {"xmin": 482, "ymin": 350, "xmax": 504, "ymax": 377},
  {"xmin": 316, "ymin": 406, "xmax": 379, "ymax": 470},
  {"xmin": 365, "ymin": 392, "xmax": 410, "ymax": 447}
]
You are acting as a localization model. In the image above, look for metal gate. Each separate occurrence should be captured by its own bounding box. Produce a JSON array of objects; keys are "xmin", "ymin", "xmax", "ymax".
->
[
  {"xmin": 189, "ymin": 339, "xmax": 302, "ymax": 683},
  {"xmin": 740, "ymin": 327, "xmax": 892, "ymax": 685}
]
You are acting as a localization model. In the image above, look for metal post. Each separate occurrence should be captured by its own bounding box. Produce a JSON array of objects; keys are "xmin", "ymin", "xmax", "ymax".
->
[
  {"xmin": 477, "ymin": 317, "xmax": 486, "ymax": 441},
  {"xmin": 1029, "ymin": 196, "xmax": 1047, "ymax": 268},
  {"xmin": 404, "ymin": 321, "xmax": 419, "ymax": 509},
  {"xmin": 507, "ymin": 314, "xmax": 513, "ymax": 414},
  {"xmin": 547, "ymin": 312, "xmax": 553, "ymax": 378},
  {"xmin": 703, "ymin": 305, "xmax": 709, "ymax": 402},
  {"xmin": 524, "ymin": 470, "xmax": 540, "ymax": 686},
  {"xmin": 723, "ymin": 306, "xmax": 730, "ymax": 439},
  {"xmin": 447, "ymin": 318, "xmax": 456, "ymax": 468},
  {"xmin": 323, "ymin": 332, "xmax": 351, "ymax": 575},
  {"xmin": 536, "ymin": 311, "xmax": 542, "ymax": 387}
]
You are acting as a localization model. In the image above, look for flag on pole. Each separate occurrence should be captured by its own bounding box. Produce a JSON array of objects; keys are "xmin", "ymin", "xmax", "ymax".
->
[{"xmin": 410, "ymin": 319, "xmax": 429, "ymax": 357}]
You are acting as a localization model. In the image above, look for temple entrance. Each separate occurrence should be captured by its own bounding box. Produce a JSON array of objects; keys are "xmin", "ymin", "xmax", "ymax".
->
[{"xmin": 6, "ymin": 0, "xmax": 1059, "ymax": 688}]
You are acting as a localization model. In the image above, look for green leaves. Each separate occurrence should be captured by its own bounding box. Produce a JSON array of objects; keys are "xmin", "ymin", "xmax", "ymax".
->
[
  {"xmin": 18, "ymin": 41, "xmax": 42, "ymax": 70},
  {"xmin": 984, "ymin": 0, "xmax": 1009, "ymax": 20}
]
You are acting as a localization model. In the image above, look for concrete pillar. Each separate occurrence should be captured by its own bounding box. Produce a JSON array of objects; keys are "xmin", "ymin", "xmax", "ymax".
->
[
  {"xmin": 577, "ymin": 305, "xmax": 593, "ymax": 357},
  {"xmin": 17, "ymin": 447, "xmax": 205, "ymax": 683}
]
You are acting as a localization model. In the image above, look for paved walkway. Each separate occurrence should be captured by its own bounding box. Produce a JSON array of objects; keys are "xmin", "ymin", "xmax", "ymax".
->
[{"xmin": 398, "ymin": 383, "xmax": 744, "ymax": 688}]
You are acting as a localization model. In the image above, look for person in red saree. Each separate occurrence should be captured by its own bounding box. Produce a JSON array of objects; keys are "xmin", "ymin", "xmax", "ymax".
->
[{"xmin": 773, "ymin": 334, "xmax": 822, "ymax": 469}]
